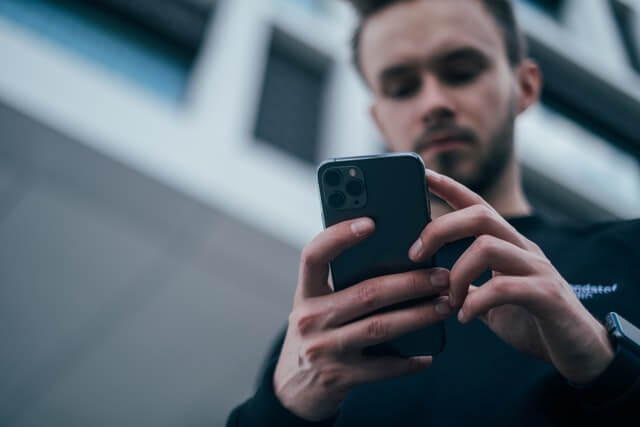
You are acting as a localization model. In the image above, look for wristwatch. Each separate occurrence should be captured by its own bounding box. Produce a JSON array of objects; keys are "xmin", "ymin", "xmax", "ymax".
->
[
  {"xmin": 605, "ymin": 312, "xmax": 640, "ymax": 357},
  {"xmin": 571, "ymin": 313, "xmax": 640, "ymax": 404}
]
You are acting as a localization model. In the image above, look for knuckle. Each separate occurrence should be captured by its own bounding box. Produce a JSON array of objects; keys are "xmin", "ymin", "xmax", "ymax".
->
[
  {"xmin": 527, "ymin": 280, "xmax": 554, "ymax": 308},
  {"xmin": 355, "ymin": 282, "xmax": 379, "ymax": 309},
  {"xmin": 291, "ymin": 305, "xmax": 323, "ymax": 336},
  {"xmin": 471, "ymin": 204, "xmax": 493, "ymax": 225},
  {"xmin": 491, "ymin": 276, "xmax": 511, "ymax": 295},
  {"xmin": 526, "ymin": 239, "xmax": 543, "ymax": 254},
  {"xmin": 299, "ymin": 246, "xmax": 319, "ymax": 269},
  {"xmin": 407, "ymin": 271, "xmax": 426, "ymax": 295},
  {"xmin": 539, "ymin": 277, "xmax": 565, "ymax": 301},
  {"xmin": 300, "ymin": 338, "xmax": 327, "ymax": 364},
  {"xmin": 317, "ymin": 365, "xmax": 345, "ymax": 390},
  {"xmin": 365, "ymin": 319, "xmax": 389, "ymax": 341},
  {"xmin": 533, "ymin": 254, "xmax": 552, "ymax": 273},
  {"xmin": 474, "ymin": 234, "xmax": 497, "ymax": 254}
]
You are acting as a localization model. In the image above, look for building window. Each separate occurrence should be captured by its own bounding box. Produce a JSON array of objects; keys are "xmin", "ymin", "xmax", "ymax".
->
[
  {"xmin": 610, "ymin": 0, "xmax": 640, "ymax": 74},
  {"xmin": 521, "ymin": 0, "xmax": 566, "ymax": 19},
  {"xmin": 254, "ymin": 30, "xmax": 331, "ymax": 164},
  {"xmin": 0, "ymin": 0, "xmax": 214, "ymax": 102}
]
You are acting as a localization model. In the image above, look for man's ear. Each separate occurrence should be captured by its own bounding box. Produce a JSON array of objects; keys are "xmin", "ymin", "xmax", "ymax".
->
[
  {"xmin": 369, "ymin": 103, "xmax": 388, "ymax": 140},
  {"xmin": 515, "ymin": 59, "xmax": 543, "ymax": 114}
]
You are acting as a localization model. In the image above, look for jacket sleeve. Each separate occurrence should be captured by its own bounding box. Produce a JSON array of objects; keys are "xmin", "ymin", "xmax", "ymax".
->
[
  {"xmin": 570, "ymin": 341, "xmax": 640, "ymax": 418},
  {"xmin": 226, "ymin": 330, "xmax": 339, "ymax": 427},
  {"xmin": 569, "ymin": 219, "xmax": 640, "ymax": 419}
]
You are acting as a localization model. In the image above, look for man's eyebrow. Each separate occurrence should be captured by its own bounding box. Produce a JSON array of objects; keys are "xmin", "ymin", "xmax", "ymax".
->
[
  {"xmin": 379, "ymin": 62, "xmax": 420, "ymax": 81},
  {"xmin": 378, "ymin": 47, "xmax": 490, "ymax": 81},
  {"xmin": 431, "ymin": 46, "xmax": 490, "ymax": 65}
]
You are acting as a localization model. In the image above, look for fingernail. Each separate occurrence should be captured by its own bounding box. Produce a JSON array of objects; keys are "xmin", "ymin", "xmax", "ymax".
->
[
  {"xmin": 409, "ymin": 238, "xmax": 423, "ymax": 259},
  {"xmin": 430, "ymin": 269, "xmax": 449, "ymax": 289},
  {"xmin": 449, "ymin": 294, "xmax": 456, "ymax": 307},
  {"xmin": 415, "ymin": 356, "xmax": 433, "ymax": 367},
  {"xmin": 351, "ymin": 218, "xmax": 373, "ymax": 236},
  {"xmin": 410, "ymin": 356, "xmax": 432, "ymax": 370},
  {"xmin": 435, "ymin": 301, "xmax": 451, "ymax": 315},
  {"xmin": 458, "ymin": 309, "xmax": 465, "ymax": 323},
  {"xmin": 426, "ymin": 169, "xmax": 442, "ymax": 180}
]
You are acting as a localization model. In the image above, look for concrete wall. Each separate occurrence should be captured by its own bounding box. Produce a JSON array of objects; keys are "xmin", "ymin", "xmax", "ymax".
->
[{"xmin": 0, "ymin": 103, "xmax": 294, "ymax": 426}]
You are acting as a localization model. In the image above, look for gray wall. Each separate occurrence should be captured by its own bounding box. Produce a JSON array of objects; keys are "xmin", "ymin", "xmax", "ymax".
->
[{"xmin": 0, "ymin": 103, "xmax": 295, "ymax": 426}]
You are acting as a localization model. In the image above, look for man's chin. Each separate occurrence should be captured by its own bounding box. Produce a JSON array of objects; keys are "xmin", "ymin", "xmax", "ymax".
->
[
  {"xmin": 421, "ymin": 152, "xmax": 474, "ymax": 178},
  {"xmin": 419, "ymin": 144, "xmax": 470, "ymax": 164}
]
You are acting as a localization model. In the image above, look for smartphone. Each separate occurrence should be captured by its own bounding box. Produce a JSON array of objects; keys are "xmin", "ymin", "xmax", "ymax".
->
[{"xmin": 317, "ymin": 152, "xmax": 445, "ymax": 357}]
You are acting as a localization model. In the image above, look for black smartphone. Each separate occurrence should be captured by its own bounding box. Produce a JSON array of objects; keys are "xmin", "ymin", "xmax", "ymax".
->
[{"xmin": 317, "ymin": 152, "xmax": 445, "ymax": 357}]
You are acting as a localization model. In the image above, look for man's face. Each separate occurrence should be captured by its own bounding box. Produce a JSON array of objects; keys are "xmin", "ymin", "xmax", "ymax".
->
[{"xmin": 361, "ymin": 0, "xmax": 520, "ymax": 194}]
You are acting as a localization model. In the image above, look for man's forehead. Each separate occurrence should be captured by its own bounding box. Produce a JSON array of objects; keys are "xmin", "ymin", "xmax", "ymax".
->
[{"xmin": 360, "ymin": 0, "xmax": 504, "ymax": 81}]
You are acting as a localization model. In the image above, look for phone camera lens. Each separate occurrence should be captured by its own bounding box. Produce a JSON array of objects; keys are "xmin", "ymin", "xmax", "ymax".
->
[
  {"xmin": 324, "ymin": 170, "xmax": 342, "ymax": 186},
  {"xmin": 328, "ymin": 192, "xmax": 346, "ymax": 208},
  {"xmin": 345, "ymin": 179, "xmax": 364, "ymax": 197}
]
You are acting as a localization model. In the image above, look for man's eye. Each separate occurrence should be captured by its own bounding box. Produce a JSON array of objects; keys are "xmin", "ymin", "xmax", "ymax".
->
[
  {"xmin": 440, "ymin": 67, "xmax": 483, "ymax": 85},
  {"xmin": 383, "ymin": 75, "xmax": 421, "ymax": 99}
]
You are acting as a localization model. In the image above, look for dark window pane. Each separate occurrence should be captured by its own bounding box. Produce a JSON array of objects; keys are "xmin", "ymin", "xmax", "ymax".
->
[
  {"xmin": 88, "ymin": 0, "xmax": 213, "ymax": 56},
  {"xmin": 527, "ymin": 36, "xmax": 640, "ymax": 157},
  {"xmin": 0, "ymin": 0, "xmax": 214, "ymax": 102},
  {"xmin": 254, "ymin": 32, "xmax": 331, "ymax": 164},
  {"xmin": 522, "ymin": 0, "xmax": 565, "ymax": 18},
  {"xmin": 610, "ymin": 0, "xmax": 640, "ymax": 74}
]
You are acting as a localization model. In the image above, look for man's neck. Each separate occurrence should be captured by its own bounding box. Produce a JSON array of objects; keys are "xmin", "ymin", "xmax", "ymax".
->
[{"xmin": 430, "ymin": 159, "xmax": 532, "ymax": 219}]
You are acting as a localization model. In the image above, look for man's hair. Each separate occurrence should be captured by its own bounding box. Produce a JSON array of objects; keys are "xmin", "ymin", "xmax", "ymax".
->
[{"xmin": 347, "ymin": 0, "xmax": 527, "ymax": 79}]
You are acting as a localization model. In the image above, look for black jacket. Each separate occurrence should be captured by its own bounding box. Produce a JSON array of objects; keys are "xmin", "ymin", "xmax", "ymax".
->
[{"xmin": 228, "ymin": 216, "xmax": 640, "ymax": 426}]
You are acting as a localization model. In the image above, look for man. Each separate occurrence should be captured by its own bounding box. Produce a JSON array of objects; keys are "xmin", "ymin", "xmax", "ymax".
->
[{"xmin": 227, "ymin": 0, "xmax": 640, "ymax": 425}]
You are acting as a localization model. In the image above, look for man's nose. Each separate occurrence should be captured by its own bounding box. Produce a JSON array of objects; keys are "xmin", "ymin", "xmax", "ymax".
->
[{"xmin": 417, "ymin": 74, "xmax": 456, "ymax": 125}]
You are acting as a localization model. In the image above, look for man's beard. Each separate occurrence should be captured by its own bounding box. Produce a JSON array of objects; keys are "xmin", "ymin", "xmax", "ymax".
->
[{"xmin": 413, "ymin": 102, "xmax": 516, "ymax": 197}]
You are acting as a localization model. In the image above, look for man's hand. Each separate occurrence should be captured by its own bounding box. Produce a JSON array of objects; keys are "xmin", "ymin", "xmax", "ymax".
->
[
  {"xmin": 273, "ymin": 217, "xmax": 453, "ymax": 422},
  {"xmin": 409, "ymin": 169, "xmax": 615, "ymax": 385}
]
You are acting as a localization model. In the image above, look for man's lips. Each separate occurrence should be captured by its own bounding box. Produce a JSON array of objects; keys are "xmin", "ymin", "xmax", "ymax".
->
[{"xmin": 417, "ymin": 136, "xmax": 471, "ymax": 154}]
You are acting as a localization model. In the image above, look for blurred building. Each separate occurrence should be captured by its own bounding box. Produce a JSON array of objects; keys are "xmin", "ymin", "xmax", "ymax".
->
[{"xmin": 0, "ymin": 0, "xmax": 639, "ymax": 426}]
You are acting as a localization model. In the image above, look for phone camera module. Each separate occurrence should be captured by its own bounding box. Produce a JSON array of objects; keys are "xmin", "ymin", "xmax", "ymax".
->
[
  {"xmin": 345, "ymin": 179, "xmax": 364, "ymax": 197},
  {"xmin": 328, "ymin": 191, "xmax": 346, "ymax": 208},
  {"xmin": 324, "ymin": 170, "xmax": 342, "ymax": 187}
]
